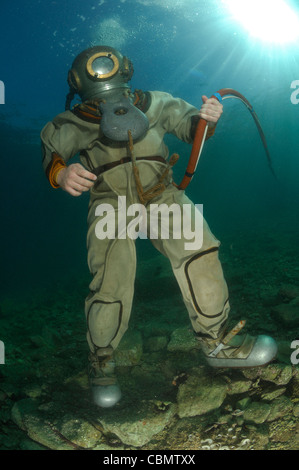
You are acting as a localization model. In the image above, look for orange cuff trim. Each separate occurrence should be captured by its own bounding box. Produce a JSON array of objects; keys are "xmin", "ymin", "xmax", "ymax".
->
[{"xmin": 48, "ymin": 153, "xmax": 67, "ymax": 188}]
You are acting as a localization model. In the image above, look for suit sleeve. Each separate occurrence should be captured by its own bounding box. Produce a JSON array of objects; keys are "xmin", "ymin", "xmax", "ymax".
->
[
  {"xmin": 40, "ymin": 111, "xmax": 91, "ymax": 188},
  {"xmin": 150, "ymin": 91, "xmax": 216, "ymax": 144}
]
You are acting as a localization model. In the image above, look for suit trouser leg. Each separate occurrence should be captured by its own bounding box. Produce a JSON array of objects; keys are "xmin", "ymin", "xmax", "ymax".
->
[
  {"xmin": 148, "ymin": 187, "xmax": 230, "ymax": 339},
  {"xmin": 85, "ymin": 201, "xmax": 137, "ymax": 352}
]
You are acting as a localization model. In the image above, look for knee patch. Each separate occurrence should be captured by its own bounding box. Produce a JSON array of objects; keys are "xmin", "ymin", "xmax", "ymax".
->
[
  {"xmin": 184, "ymin": 247, "xmax": 229, "ymax": 318},
  {"xmin": 87, "ymin": 299, "xmax": 123, "ymax": 349}
]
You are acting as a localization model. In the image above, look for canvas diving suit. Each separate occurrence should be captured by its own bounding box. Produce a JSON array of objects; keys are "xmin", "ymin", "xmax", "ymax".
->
[
  {"xmin": 41, "ymin": 45, "xmax": 277, "ymax": 408},
  {"xmin": 41, "ymin": 90, "xmax": 230, "ymax": 352}
]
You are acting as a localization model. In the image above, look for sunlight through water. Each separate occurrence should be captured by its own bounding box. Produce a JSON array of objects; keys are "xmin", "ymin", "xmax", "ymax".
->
[{"xmin": 222, "ymin": 0, "xmax": 299, "ymax": 44}]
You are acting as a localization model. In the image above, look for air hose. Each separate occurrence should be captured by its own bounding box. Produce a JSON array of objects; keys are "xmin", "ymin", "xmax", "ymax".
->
[{"xmin": 177, "ymin": 88, "xmax": 276, "ymax": 191}]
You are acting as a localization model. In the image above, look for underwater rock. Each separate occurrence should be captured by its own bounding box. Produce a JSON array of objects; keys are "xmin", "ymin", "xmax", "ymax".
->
[
  {"xmin": 226, "ymin": 377, "xmax": 252, "ymax": 395},
  {"xmin": 114, "ymin": 330, "xmax": 143, "ymax": 367},
  {"xmin": 266, "ymin": 396, "xmax": 293, "ymax": 422},
  {"xmin": 96, "ymin": 400, "xmax": 176, "ymax": 447},
  {"xmin": 11, "ymin": 398, "xmax": 104, "ymax": 450},
  {"xmin": 54, "ymin": 414, "xmax": 103, "ymax": 448},
  {"xmin": 236, "ymin": 397, "xmax": 251, "ymax": 410},
  {"xmin": 293, "ymin": 403, "xmax": 299, "ymax": 417},
  {"xmin": 11, "ymin": 399, "xmax": 77, "ymax": 450},
  {"xmin": 260, "ymin": 386, "xmax": 286, "ymax": 401},
  {"xmin": 243, "ymin": 402, "xmax": 271, "ymax": 424},
  {"xmin": 243, "ymin": 396, "xmax": 293, "ymax": 425},
  {"xmin": 23, "ymin": 384, "xmax": 44, "ymax": 399},
  {"xmin": 271, "ymin": 300, "xmax": 299, "ymax": 327},
  {"xmin": 144, "ymin": 336, "xmax": 168, "ymax": 352},
  {"xmin": 167, "ymin": 327, "xmax": 199, "ymax": 353},
  {"xmin": 241, "ymin": 363, "xmax": 293, "ymax": 386},
  {"xmin": 261, "ymin": 364, "xmax": 293, "ymax": 385},
  {"xmin": 177, "ymin": 368, "xmax": 227, "ymax": 418},
  {"xmin": 289, "ymin": 368, "xmax": 299, "ymax": 400},
  {"xmin": 278, "ymin": 284, "xmax": 299, "ymax": 300}
]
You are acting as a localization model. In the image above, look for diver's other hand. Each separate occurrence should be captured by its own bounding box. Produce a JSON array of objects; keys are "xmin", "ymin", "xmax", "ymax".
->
[
  {"xmin": 199, "ymin": 95, "xmax": 223, "ymax": 127},
  {"xmin": 56, "ymin": 163, "xmax": 97, "ymax": 197}
]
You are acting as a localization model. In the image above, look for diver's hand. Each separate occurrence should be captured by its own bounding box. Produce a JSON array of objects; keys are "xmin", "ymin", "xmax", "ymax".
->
[
  {"xmin": 199, "ymin": 95, "xmax": 223, "ymax": 127},
  {"xmin": 56, "ymin": 163, "xmax": 97, "ymax": 197}
]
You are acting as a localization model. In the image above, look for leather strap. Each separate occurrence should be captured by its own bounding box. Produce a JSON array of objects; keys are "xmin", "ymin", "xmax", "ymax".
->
[{"xmin": 92, "ymin": 155, "xmax": 166, "ymax": 176}]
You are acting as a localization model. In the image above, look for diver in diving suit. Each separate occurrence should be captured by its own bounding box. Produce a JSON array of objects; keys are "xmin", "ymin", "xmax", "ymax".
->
[{"xmin": 41, "ymin": 46, "xmax": 277, "ymax": 408}]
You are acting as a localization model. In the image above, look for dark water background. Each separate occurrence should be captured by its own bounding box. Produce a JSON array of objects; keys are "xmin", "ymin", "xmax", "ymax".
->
[{"xmin": 1, "ymin": 0, "xmax": 299, "ymax": 300}]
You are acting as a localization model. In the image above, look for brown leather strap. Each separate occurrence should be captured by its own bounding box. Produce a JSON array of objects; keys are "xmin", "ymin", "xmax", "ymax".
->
[{"xmin": 92, "ymin": 155, "xmax": 166, "ymax": 176}]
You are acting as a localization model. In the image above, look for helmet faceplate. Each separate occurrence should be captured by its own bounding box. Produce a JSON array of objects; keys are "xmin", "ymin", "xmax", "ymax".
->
[{"xmin": 67, "ymin": 46, "xmax": 134, "ymax": 101}]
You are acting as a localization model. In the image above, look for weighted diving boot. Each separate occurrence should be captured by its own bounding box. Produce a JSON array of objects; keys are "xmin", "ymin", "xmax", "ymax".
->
[
  {"xmin": 88, "ymin": 347, "xmax": 122, "ymax": 408},
  {"xmin": 197, "ymin": 321, "xmax": 278, "ymax": 368}
]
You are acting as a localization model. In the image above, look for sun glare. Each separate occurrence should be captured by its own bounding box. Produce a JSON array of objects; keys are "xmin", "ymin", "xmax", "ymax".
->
[{"xmin": 223, "ymin": 0, "xmax": 299, "ymax": 44}]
